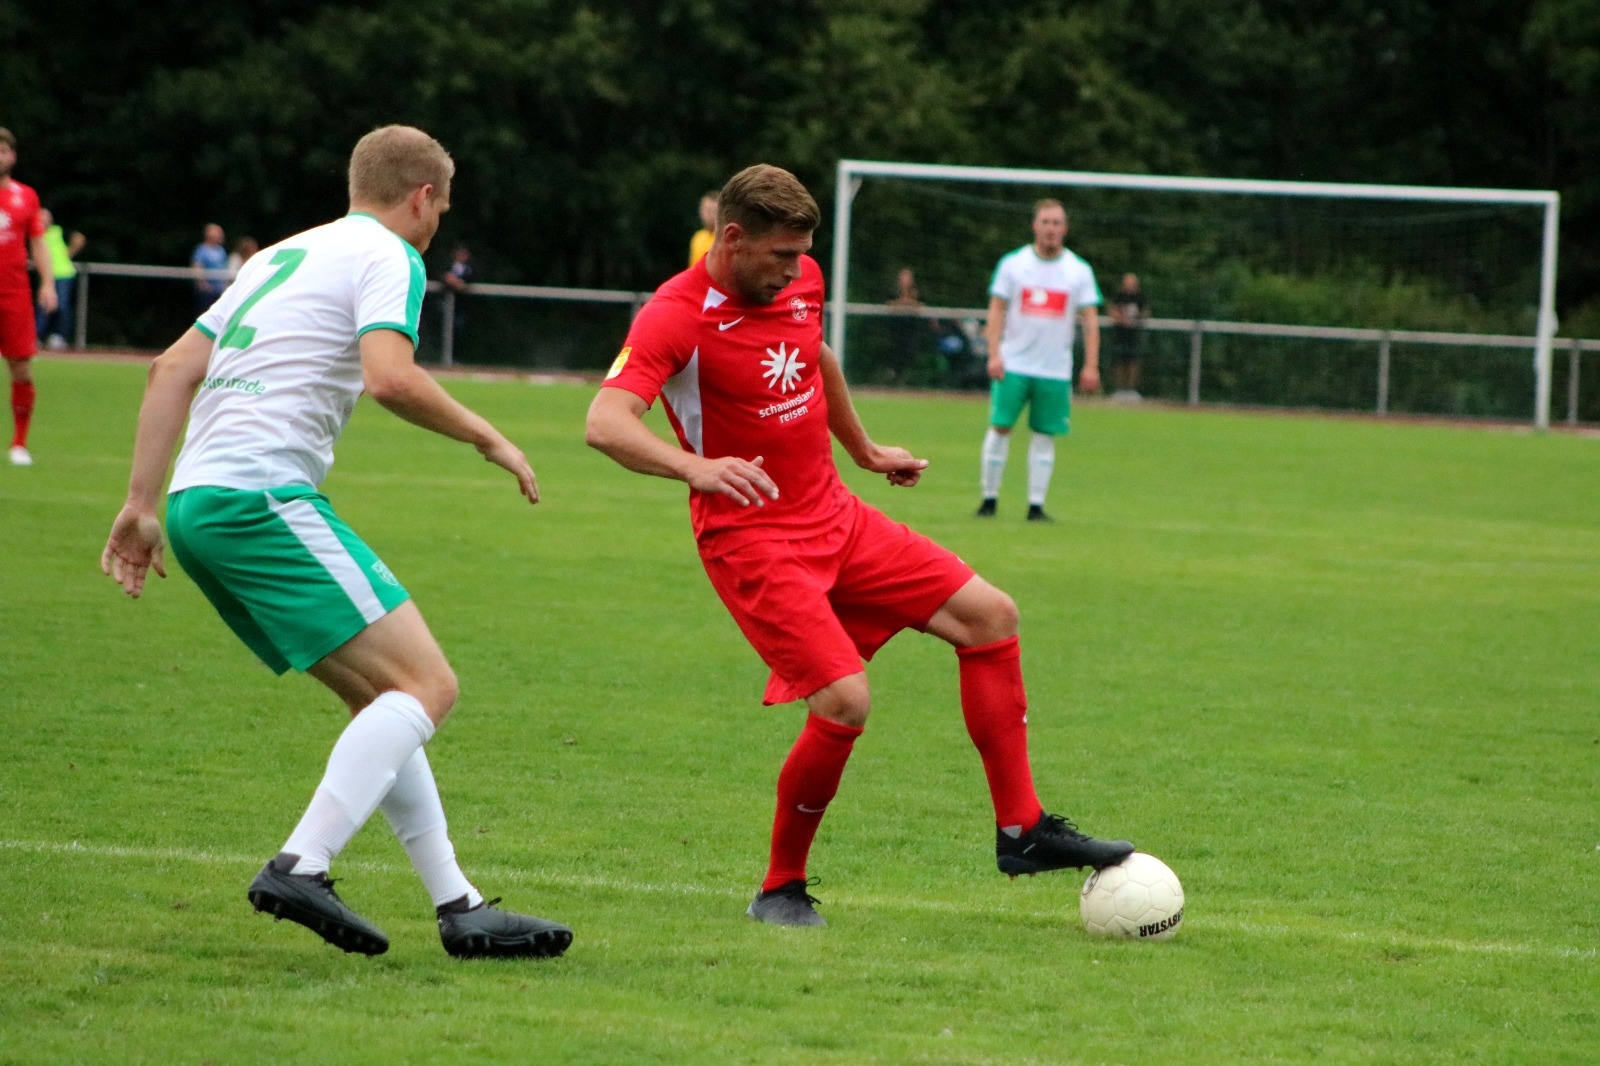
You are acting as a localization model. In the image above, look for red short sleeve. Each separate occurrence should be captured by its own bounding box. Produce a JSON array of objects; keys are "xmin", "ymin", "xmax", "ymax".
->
[{"xmin": 602, "ymin": 294, "xmax": 695, "ymax": 406}]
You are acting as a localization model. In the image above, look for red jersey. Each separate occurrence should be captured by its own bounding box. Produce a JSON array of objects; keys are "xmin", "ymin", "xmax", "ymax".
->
[
  {"xmin": 0, "ymin": 179, "xmax": 42, "ymax": 294},
  {"xmin": 603, "ymin": 255, "xmax": 851, "ymax": 550}
]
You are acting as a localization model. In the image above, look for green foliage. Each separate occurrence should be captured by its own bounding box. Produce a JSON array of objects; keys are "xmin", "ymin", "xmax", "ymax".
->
[{"xmin": 7, "ymin": 0, "xmax": 1595, "ymax": 321}]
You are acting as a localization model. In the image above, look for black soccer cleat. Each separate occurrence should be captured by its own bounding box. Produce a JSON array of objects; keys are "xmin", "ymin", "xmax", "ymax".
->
[
  {"xmin": 248, "ymin": 852, "xmax": 389, "ymax": 955},
  {"xmin": 746, "ymin": 878, "xmax": 827, "ymax": 927},
  {"xmin": 997, "ymin": 813, "xmax": 1134, "ymax": 877},
  {"xmin": 437, "ymin": 895, "xmax": 573, "ymax": 959},
  {"xmin": 976, "ymin": 498, "xmax": 998, "ymax": 518},
  {"xmin": 1025, "ymin": 504, "xmax": 1054, "ymax": 523}
]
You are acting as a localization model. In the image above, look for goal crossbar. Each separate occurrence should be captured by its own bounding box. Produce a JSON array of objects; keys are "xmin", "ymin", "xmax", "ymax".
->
[{"xmin": 830, "ymin": 160, "xmax": 1562, "ymax": 426}]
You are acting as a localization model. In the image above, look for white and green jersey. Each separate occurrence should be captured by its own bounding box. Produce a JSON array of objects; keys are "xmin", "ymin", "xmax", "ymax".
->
[
  {"xmin": 989, "ymin": 245, "xmax": 1101, "ymax": 381},
  {"xmin": 170, "ymin": 212, "xmax": 425, "ymax": 492}
]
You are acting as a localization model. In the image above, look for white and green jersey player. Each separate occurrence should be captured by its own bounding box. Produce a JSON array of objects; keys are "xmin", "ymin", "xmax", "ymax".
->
[
  {"xmin": 978, "ymin": 199, "xmax": 1101, "ymax": 521},
  {"xmin": 101, "ymin": 125, "xmax": 571, "ymax": 960},
  {"xmin": 168, "ymin": 212, "xmax": 429, "ymax": 672}
]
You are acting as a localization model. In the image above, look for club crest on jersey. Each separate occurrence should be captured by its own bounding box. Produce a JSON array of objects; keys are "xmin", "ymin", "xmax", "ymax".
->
[
  {"xmin": 762, "ymin": 343, "xmax": 806, "ymax": 393},
  {"xmin": 789, "ymin": 296, "xmax": 809, "ymax": 321},
  {"xmin": 1019, "ymin": 287, "xmax": 1068, "ymax": 317}
]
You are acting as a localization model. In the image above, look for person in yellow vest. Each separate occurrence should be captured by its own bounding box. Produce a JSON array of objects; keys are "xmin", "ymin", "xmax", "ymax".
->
[
  {"xmin": 687, "ymin": 190, "xmax": 718, "ymax": 267},
  {"xmin": 36, "ymin": 208, "xmax": 85, "ymax": 350}
]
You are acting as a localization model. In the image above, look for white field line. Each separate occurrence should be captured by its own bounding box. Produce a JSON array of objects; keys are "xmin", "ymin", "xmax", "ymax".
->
[{"xmin": 5, "ymin": 838, "xmax": 1593, "ymax": 962}]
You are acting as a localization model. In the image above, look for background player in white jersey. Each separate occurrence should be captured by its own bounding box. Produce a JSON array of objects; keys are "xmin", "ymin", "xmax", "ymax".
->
[
  {"xmin": 977, "ymin": 199, "xmax": 1101, "ymax": 522},
  {"xmin": 100, "ymin": 126, "xmax": 572, "ymax": 960}
]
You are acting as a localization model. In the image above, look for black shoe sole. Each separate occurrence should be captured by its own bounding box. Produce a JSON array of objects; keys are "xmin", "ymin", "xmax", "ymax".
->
[
  {"xmin": 248, "ymin": 886, "xmax": 389, "ymax": 956},
  {"xmin": 998, "ymin": 844, "xmax": 1134, "ymax": 877},
  {"xmin": 443, "ymin": 927, "xmax": 573, "ymax": 960}
]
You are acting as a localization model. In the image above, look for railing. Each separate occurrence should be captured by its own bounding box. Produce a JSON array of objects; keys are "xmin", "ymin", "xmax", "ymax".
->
[
  {"xmin": 61, "ymin": 263, "xmax": 1600, "ymax": 425},
  {"xmin": 841, "ymin": 301, "xmax": 1600, "ymax": 426},
  {"xmin": 65, "ymin": 263, "xmax": 654, "ymax": 370}
]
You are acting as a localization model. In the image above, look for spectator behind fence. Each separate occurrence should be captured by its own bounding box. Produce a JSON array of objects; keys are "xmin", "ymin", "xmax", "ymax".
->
[
  {"xmin": 688, "ymin": 190, "xmax": 718, "ymax": 267},
  {"xmin": 885, "ymin": 266, "xmax": 925, "ymax": 381},
  {"xmin": 441, "ymin": 244, "xmax": 473, "ymax": 349},
  {"xmin": 227, "ymin": 236, "xmax": 259, "ymax": 281},
  {"xmin": 191, "ymin": 223, "xmax": 227, "ymax": 312},
  {"xmin": 36, "ymin": 208, "xmax": 84, "ymax": 350},
  {"xmin": 1107, "ymin": 272, "xmax": 1148, "ymax": 402}
]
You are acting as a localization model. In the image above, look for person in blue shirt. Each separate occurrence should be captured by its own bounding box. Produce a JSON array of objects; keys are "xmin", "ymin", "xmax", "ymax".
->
[{"xmin": 190, "ymin": 223, "xmax": 228, "ymax": 313}]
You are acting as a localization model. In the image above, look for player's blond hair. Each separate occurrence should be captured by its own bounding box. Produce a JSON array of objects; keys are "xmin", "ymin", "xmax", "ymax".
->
[
  {"xmin": 348, "ymin": 126, "xmax": 454, "ymax": 208},
  {"xmin": 718, "ymin": 165, "xmax": 821, "ymax": 237},
  {"xmin": 1033, "ymin": 198, "xmax": 1067, "ymax": 221}
]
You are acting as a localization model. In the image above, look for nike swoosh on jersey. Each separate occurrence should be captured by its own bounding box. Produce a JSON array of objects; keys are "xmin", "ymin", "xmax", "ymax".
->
[{"xmin": 718, "ymin": 317, "xmax": 745, "ymax": 331}]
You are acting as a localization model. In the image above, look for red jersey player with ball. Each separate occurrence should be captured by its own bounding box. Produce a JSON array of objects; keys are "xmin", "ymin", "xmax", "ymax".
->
[
  {"xmin": 586, "ymin": 165, "xmax": 1133, "ymax": 927},
  {"xmin": 0, "ymin": 128, "xmax": 55, "ymax": 467}
]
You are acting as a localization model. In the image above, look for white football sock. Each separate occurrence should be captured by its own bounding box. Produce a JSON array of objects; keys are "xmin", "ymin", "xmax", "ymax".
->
[
  {"xmin": 1027, "ymin": 433, "xmax": 1056, "ymax": 507},
  {"xmin": 282, "ymin": 690, "xmax": 435, "ymax": 876},
  {"xmin": 380, "ymin": 748, "xmax": 482, "ymax": 909},
  {"xmin": 980, "ymin": 427, "xmax": 1010, "ymax": 498}
]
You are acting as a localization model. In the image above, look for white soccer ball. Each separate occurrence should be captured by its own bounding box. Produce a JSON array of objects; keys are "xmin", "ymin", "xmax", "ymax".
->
[{"xmin": 1079, "ymin": 852, "xmax": 1184, "ymax": 941}]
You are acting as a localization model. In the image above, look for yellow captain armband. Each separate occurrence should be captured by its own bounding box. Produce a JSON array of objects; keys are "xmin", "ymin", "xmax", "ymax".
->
[{"xmin": 605, "ymin": 347, "xmax": 631, "ymax": 379}]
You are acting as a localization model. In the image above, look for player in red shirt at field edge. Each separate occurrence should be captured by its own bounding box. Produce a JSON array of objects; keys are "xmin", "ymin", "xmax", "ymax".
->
[
  {"xmin": 585, "ymin": 165, "xmax": 1134, "ymax": 926},
  {"xmin": 0, "ymin": 128, "xmax": 56, "ymax": 467}
]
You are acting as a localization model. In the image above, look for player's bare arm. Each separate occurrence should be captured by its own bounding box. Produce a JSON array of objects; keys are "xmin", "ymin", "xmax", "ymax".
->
[
  {"xmin": 101, "ymin": 326, "xmax": 213, "ymax": 597},
  {"xmin": 359, "ymin": 328, "xmax": 538, "ymax": 503},
  {"xmin": 1077, "ymin": 305, "xmax": 1101, "ymax": 394},
  {"xmin": 984, "ymin": 295, "xmax": 1007, "ymax": 381},
  {"xmin": 31, "ymin": 232, "xmax": 55, "ymax": 313},
  {"xmin": 819, "ymin": 342, "xmax": 926, "ymax": 488},
  {"xmin": 585, "ymin": 387, "xmax": 778, "ymax": 508}
]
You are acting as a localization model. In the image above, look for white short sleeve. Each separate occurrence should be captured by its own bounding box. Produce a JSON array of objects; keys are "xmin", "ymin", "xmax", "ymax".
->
[
  {"xmin": 1075, "ymin": 267, "xmax": 1103, "ymax": 310},
  {"xmin": 194, "ymin": 289, "xmax": 235, "ymax": 340},
  {"xmin": 989, "ymin": 250, "xmax": 1022, "ymax": 301},
  {"xmin": 354, "ymin": 239, "xmax": 426, "ymax": 346}
]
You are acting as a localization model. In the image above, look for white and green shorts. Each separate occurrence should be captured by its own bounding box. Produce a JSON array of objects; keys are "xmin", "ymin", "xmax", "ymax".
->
[{"xmin": 166, "ymin": 485, "xmax": 410, "ymax": 674}]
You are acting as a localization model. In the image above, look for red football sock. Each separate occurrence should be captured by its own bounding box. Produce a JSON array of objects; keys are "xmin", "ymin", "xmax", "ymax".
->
[
  {"xmin": 762, "ymin": 713, "xmax": 863, "ymax": 892},
  {"xmin": 957, "ymin": 636, "xmax": 1044, "ymax": 832},
  {"xmin": 11, "ymin": 380, "xmax": 34, "ymax": 448}
]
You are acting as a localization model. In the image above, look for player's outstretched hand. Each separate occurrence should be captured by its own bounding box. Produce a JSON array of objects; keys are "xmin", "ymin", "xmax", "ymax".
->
[
  {"xmin": 480, "ymin": 435, "xmax": 539, "ymax": 503},
  {"xmin": 101, "ymin": 506, "xmax": 167, "ymax": 599},
  {"xmin": 859, "ymin": 444, "xmax": 928, "ymax": 488},
  {"xmin": 688, "ymin": 454, "xmax": 779, "ymax": 508}
]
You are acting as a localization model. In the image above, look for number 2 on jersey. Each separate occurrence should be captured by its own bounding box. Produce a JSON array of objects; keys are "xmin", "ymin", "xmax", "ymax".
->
[{"xmin": 217, "ymin": 248, "xmax": 308, "ymax": 351}]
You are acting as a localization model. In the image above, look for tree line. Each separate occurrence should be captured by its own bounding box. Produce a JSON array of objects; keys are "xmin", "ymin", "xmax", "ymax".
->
[{"xmin": 8, "ymin": 0, "xmax": 1599, "ymax": 333}]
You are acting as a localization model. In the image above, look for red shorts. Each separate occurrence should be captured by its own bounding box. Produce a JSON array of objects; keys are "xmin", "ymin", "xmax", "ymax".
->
[
  {"xmin": 0, "ymin": 290, "xmax": 36, "ymax": 359},
  {"xmin": 700, "ymin": 496, "xmax": 975, "ymax": 705}
]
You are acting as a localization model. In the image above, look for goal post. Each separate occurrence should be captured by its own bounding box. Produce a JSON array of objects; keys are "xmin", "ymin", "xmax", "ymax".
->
[{"xmin": 830, "ymin": 160, "xmax": 1561, "ymax": 427}]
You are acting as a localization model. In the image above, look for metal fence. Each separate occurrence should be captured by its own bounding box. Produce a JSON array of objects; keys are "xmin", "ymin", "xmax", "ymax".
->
[{"xmin": 63, "ymin": 262, "xmax": 1600, "ymax": 425}]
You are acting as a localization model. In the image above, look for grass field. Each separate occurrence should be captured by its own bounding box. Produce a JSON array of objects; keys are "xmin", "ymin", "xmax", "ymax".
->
[{"xmin": 3, "ymin": 358, "xmax": 1598, "ymax": 1065}]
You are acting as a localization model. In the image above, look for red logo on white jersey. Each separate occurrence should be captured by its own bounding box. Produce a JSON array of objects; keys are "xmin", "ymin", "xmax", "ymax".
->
[
  {"xmin": 1019, "ymin": 287, "xmax": 1068, "ymax": 317},
  {"xmin": 789, "ymin": 296, "xmax": 809, "ymax": 321}
]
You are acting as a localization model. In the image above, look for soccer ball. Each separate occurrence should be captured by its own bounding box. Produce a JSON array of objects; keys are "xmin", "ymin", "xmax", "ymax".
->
[{"xmin": 1079, "ymin": 852, "xmax": 1184, "ymax": 941}]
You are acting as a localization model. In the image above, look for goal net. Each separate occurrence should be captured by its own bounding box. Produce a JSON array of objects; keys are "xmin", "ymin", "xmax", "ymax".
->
[{"xmin": 829, "ymin": 161, "xmax": 1559, "ymax": 425}]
